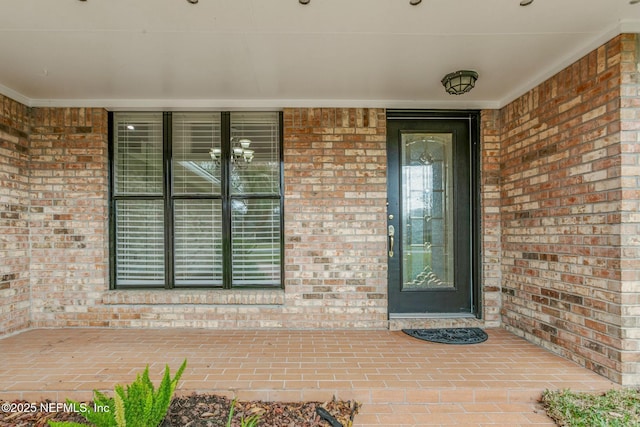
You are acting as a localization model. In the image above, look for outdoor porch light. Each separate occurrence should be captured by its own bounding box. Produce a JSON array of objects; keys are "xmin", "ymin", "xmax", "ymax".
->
[{"xmin": 441, "ymin": 70, "xmax": 478, "ymax": 95}]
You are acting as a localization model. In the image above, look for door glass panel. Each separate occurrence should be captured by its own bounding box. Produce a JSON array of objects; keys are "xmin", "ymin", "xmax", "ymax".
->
[{"xmin": 401, "ymin": 133, "xmax": 454, "ymax": 290}]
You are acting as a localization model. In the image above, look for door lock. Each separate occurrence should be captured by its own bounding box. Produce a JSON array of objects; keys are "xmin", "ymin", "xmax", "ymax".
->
[{"xmin": 388, "ymin": 225, "xmax": 395, "ymax": 257}]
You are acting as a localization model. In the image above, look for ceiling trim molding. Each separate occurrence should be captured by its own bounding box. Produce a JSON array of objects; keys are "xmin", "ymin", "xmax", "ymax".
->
[
  {"xmin": 496, "ymin": 20, "xmax": 636, "ymax": 109},
  {"xmin": 25, "ymin": 98, "xmax": 502, "ymax": 111},
  {"xmin": 0, "ymin": 83, "xmax": 31, "ymax": 107}
]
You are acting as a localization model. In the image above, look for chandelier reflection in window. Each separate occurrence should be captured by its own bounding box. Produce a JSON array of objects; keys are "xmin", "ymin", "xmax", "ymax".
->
[{"xmin": 209, "ymin": 134, "xmax": 254, "ymax": 167}]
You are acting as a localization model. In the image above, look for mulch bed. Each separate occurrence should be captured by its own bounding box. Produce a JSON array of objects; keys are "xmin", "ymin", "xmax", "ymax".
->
[{"xmin": 1, "ymin": 394, "xmax": 359, "ymax": 427}]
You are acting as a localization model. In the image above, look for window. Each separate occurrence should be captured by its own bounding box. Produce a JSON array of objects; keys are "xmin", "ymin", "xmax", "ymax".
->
[{"xmin": 110, "ymin": 112, "xmax": 283, "ymax": 289}]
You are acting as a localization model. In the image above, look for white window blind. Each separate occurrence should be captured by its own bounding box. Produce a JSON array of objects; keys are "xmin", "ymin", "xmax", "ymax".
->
[
  {"xmin": 113, "ymin": 113, "xmax": 165, "ymax": 287},
  {"xmin": 115, "ymin": 200, "xmax": 165, "ymax": 286},
  {"xmin": 229, "ymin": 112, "xmax": 281, "ymax": 287},
  {"xmin": 232, "ymin": 199, "xmax": 281, "ymax": 287},
  {"xmin": 230, "ymin": 112, "xmax": 280, "ymax": 195},
  {"xmin": 172, "ymin": 112, "xmax": 222, "ymax": 195},
  {"xmin": 113, "ymin": 113, "xmax": 163, "ymax": 196},
  {"xmin": 111, "ymin": 111, "xmax": 282, "ymax": 289},
  {"xmin": 174, "ymin": 200, "xmax": 223, "ymax": 287}
]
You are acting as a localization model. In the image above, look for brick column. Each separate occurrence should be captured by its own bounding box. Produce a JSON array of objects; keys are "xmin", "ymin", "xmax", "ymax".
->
[
  {"xmin": 619, "ymin": 34, "xmax": 640, "ymax": 385},
  {"xmin": 481, "ymin": 109, "xmax": 503, "ymax": 327},
  {"xmin": 0, "ymin": 95, "xmax": 31, "ymax": 335},
  {"xmin": 283, "ymin": 108, "xmax": 388, "ymax": 328},
  {"xmin": 29, "ymin": 108, "xmax": 110, "ymax": 328}
]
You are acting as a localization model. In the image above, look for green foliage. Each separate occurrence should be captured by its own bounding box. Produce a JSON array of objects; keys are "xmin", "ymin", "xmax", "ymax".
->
[
  {"xmin": 541, "ymin": 388, "xmax": 640, "ymax": 427},
  {"xmin": 227, "ymin": 399, "xmax": 261, "ymax": 427},
  {"xmin": 49, "ymin": 359, "xmax": 187, "ymax": 427},
  {"xmin": 240, "ymin": 414, "xmax": 261, "ymax": 427}
]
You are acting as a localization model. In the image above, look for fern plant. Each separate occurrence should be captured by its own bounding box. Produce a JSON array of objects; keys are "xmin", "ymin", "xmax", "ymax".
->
[
  {"xmin": 227, "ymin": 399, "xmax": 261, "ymax": 427},
  {"xmin": 49, "ymin": 359, "xmax": 187, "ymax": 427}
]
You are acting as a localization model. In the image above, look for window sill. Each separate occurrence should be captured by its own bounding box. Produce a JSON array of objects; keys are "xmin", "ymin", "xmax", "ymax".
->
[{"xmin": 103, "ymin": 288, "xmax": 285, "ymax": 306}]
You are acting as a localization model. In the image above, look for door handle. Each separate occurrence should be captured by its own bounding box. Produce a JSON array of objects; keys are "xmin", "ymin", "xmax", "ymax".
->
[{"xmin": 388, "ymin": 225, "xmax": 395, "ymax": 257}]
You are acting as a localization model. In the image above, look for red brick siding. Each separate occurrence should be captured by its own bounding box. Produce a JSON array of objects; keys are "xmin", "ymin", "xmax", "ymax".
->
[
  {"xmin": 24, "ymin": 107, "xmax": 389, "ymax": 330},
  {"xmin": 283, "ymin": 108, "xmax": 388, "ymax": 328},
  {"xmin": 29, "ymin": 108, "xmax": 110, "ymax": 328},
  {"xmin": 0, "ymin": 95, "xmax": 31, "ymax": 335},
  {"xmin": 619, "ymin": 34, "xmax": 640, "ymax": 385},
  {"xmin": 481, "ymin": 109, "xmax": 503, "ymax": 327},
  {"xmin": 18, "ymin": 106, "xmax": 500, "ymax": 331},
  {"xmin": 499, "ymin": 34, "xmax": 628, "ymax": 383}
]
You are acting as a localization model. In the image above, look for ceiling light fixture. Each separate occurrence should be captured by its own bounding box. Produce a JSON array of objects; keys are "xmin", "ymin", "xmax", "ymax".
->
[
  {"xmin": 410, "ymin": 0, "xmax": 422, "ymax": 5},
  {"xmin": 630, "ymin": 0, "xmax": 640, "ymax": 4},
  {"xmin": 187, "ymin": 0, "xmax": 198, "ymax": 4},
  {"xmin": 441, "ymin": 70, "xmax": 478, "ymax": 95},
  {"xmin": 519, "ymin": 0, "xmax": 534, "ymax": 5},
  {"xmin": 299, "ymin": 0, "xmax": 310, "ymax": 4}
]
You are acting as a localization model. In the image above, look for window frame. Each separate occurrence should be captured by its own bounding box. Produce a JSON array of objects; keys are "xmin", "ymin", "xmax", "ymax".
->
[{"xmin": 108, "ymin": 111, "xmax": 284, "ymax": 290}]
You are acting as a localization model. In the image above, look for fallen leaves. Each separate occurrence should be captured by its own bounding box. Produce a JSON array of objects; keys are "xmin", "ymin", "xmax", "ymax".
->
[
  {"xmin": 162, "ymin": 394, "xmax": 359, "ymax": 427},
  {"xmin": 1, "ymin": 395, "xmax": 360, "ymax": 427}
]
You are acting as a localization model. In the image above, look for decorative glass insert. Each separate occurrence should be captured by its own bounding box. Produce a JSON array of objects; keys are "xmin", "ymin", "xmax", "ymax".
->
[{"xmin": 401, "ymin": 133, "xmax": 455, "ymax": 290}]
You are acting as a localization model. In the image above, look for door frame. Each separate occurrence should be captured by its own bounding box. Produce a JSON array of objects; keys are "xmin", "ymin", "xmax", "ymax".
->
[{"xmin": 386, "ymin": 109, "xmax": 481, "ymax": 318}]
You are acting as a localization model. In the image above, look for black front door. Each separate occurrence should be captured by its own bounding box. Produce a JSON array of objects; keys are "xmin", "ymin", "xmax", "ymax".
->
[{"xmin": 387, "ymin": 111, "xmax": 479, "ymax": 316}]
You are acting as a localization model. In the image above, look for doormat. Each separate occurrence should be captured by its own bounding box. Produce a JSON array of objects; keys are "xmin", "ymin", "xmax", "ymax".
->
[{"xmin": 402, "ymin": 327, "xmax": 488, "ymax": 345}]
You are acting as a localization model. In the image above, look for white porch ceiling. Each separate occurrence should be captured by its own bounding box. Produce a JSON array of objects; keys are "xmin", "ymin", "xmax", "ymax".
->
[{"xmin": 1, "ymin": 0, "xmax": 639, "ymax": 110}]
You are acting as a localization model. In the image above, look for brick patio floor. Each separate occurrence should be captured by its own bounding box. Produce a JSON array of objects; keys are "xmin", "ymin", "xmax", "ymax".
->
[{"xmin": 0, "ymin": 328, "xmax": 617, "ymax": 426}]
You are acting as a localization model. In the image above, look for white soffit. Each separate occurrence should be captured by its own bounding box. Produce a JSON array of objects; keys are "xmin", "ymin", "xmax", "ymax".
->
[{"xmin": 0, "ymin": 0, "xmax": 638, "ymax": 110}]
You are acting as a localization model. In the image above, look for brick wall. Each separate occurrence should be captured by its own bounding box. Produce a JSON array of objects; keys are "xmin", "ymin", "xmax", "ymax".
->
[
  {"xmin": 29, "ymin": 108, "xmax": 110, "ymax": 328},
  {"xmin": 0, "ymin": 95, "xmax": 31, "ymax": 335},
  {"xmin": 22, "ymin": 106, "xmax": 389, "ymax": 330},
  {"xmin": 282, "ymin": 108, "xmax": 388, "ymax": 328},
  {"xmin": 499, "ymin": 34, "xmax": 633, "ymax": 384},
  {"xmin": 481, "ymin": 110, "xmax": 503, "ymax": 328},
  {"xmin": 0, "ymin": 102, "xmax": 501, "ymax": 334},
  {"xmin": 619, "ymin": 34, "xmax": 640, "ymax": 385}
]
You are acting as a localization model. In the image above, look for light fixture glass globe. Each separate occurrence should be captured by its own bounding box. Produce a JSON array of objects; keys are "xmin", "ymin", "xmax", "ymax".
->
[{"xmin": 441, "ymin": 70, "xmax": 478, "ymax": 95}]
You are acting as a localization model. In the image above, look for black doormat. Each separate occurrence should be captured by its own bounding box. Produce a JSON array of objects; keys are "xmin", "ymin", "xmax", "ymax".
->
[{"xmin": 402, "ymin": 327, "xmax": 488, "ymax": 345}]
